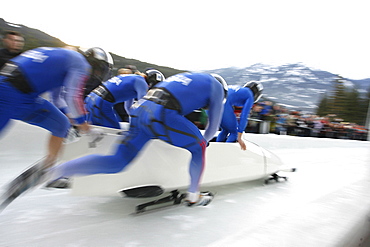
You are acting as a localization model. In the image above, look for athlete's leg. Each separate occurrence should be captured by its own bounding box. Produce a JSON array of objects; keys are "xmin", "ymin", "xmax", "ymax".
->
[
  {"xmin": 225, "ymin": 128, "xmax": 238, "ymax": 143},
  {"xmin": 49, "ymin": 115, "xmax": 151, "ymax": 180},
  {"xmin": 46, "ymin": 135, "xmax": 64, "ymax": 167},
  {"xmin": 223, "ymin": 104, "xmax": 239, "ymax": 142},
  {"xmin": 0, "ymin": 101, "xmax": 13, "ymax": 137},
  {"xmin": 0, "ymin": 82, "xmax": 22, "ymax": 136},
  {"xmin": 14, "ymin": 97, "xmax": 70, "ymax": 167},
  {"xmin": 216, "ymin": 103, "xmax": 238, "ymax": 142},
  {"xmin": 169, "ymin": 116, "xmax": 206, "ymax": 193},
  {"xmin": 187, "ymin": 139, "xmax": 207, "ymax": 193},
  {"xmin": 99, "ymin": 100, "xmax": 120, "ymax": 129},
  {"xmin": 85, "ymin": 94, "xmax": 120, "ymax": 129},
  {"xmin": 149, "ymin": 108, "xmax": 207, "ymax": 194},
  {"xmin": 0, "ymin": 116, "xmax": 12, "ymax": 138}
]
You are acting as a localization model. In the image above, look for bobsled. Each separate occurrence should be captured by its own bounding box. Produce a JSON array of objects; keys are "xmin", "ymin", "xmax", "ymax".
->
[{"xmin": 59, "ymin": 124, "xmax": 292, "ymax": 197}]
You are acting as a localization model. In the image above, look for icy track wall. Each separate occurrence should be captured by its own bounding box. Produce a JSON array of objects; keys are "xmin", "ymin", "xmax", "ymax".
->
[{"xmin": 0, "ymin": 120, "xmax": 370, "ymax": 247}]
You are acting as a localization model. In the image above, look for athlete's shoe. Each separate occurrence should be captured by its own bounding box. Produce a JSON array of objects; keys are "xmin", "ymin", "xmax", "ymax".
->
[
  {"xmin": 64, "ymin": 126, "xmax": 80, "ymax": 144},
  {"xmin": 5, "ymin": 164, "xmax": 47, "ymax": 196},
  {"xmin": 185, "ymin": 191, "xmax": 214, "ymax": 206},
  {"xmin": 44, "ymin": 177, "xmax": 70, "ymax": 189},
  {"xmin": 1, "ymin": 159, "xmax": 50, "ymax": 212}
]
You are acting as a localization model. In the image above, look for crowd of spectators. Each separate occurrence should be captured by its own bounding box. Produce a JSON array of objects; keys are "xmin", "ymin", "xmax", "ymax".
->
[{"xmin": 244, "ymin": 101, "xmax": 369, "ymax": 141}]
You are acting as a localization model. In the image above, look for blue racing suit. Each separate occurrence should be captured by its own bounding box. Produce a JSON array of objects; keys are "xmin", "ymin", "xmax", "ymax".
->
[
  {"xmin": 0, "ymin": 47, "xmax": 90, "ymax": 138},
  {"xmin": 51, "ymin": 73, "xmax": 225, "ymax": 194},
  {"xmin": 216, "ymin": 85, "xmax": 254, "ymax": 142},
  {"xmin": 84, "ymin": 74, "xmax": 148, "ymax": 129}
]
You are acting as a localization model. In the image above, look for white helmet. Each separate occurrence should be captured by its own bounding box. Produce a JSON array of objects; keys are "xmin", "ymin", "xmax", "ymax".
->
[
  {"xmin": 243, "ymin": 81, "xmax": 263, "ymax": 103},
  {"xmin": 144, "ymin": 68, "xmax": 165, "ymax": 88},
  {"xmin": 84, "ymin": 47, "xmax": 114, "ymax": 81},
  {"xmin": 211, "ymin": 73, "xmax": 228, "ymax": 99}
]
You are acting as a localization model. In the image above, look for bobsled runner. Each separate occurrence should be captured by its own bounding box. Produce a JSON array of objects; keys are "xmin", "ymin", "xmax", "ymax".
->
[{"xmin": 58, "ymin": 124, "xmax": 295, "ymax": 199}]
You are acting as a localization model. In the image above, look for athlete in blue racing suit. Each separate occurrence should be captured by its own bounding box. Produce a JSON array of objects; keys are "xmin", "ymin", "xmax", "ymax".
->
[
  {"xmin": 0, "ymin": 47, "xmax": 111, "ymax": 167},
  {"xmin": 85, "ymin": 74, "xmax": 148, "ymax": 129},
  {"xmin": 49, "ymin": 72, "xmax": 228, "ymax": 206},
  {"xmin": 216, "ymin": 81, "xmax": 263, "ymax": 150}
]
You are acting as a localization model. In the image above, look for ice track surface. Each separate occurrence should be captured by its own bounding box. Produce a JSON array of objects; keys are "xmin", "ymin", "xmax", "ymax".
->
[{"xmin": 1, "ymin": 121, "xmax": 370, "ymax": 247}]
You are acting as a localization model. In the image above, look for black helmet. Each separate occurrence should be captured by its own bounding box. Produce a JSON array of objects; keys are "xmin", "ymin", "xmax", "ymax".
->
[
  {"xmin": 144, "ymin": 68, "xmax": 165, "ymax": 88},
  {"xmin": 84, "ymin": 47, "xmax": 114, "ymax": 81},
  {"xmin": 243, "ymin": 81, "xmax": 263, "ymax": 103},
  {"xmin": 211, "ymin": 74, "xmax": 228, "ymax": 99}
]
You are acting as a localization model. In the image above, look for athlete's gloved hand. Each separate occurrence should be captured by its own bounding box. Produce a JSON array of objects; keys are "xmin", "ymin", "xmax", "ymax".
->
[
  {"xmin": 63, "ymin": 126, "xmax": 81, "ymax": 144},
  {"xmin": 185, "ymin": 191, "xmax": 214, "ymax": 206},
  {"xmin": 87, "ymin": 128, "xmax": 106, "ymax": 148}
]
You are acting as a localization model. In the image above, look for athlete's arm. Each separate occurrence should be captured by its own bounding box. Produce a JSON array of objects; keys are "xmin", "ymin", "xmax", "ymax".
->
[
  {"xmin": 63, "ymin": 55, "xmax": 90, "ymax": 125},
  {"xmin": 124, "ymin": 99, "xmax": 133, "ymax": 116},
  {"xmin": 50, "ymin": 87, "xmax": 69, "ymax": 116},
  {"xmin": 237, "ymin": 89, "xmax": 254, "ymax": 133},
  {"xmin": 203, "ymin": 80, "xmax": 224, "ymax": 142},
  {"xmin": 63, "ymin": 70, "xmax": 89, "ymax": 124},
  {"xmin": 124, "ymin": 77, "xmax": 148, "ymax": 116},
  {"xmin": 134, "ymin": 77, "xmax": 148, "ymax": 100},
  {"xmin": 235, "ymin": 89, "xmax": 253, "ymax": 151}
]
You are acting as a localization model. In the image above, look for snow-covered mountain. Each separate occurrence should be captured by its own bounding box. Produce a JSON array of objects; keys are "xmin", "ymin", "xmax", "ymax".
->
[{"xmin": 199, "ymin": 63, "xmax": 370, "ymax": 113}]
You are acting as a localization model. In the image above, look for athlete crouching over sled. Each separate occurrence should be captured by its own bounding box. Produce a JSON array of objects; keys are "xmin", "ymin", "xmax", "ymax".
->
[
  {"xmin": 84, "ymin": 69, "xmax": 158, "ymax": 129},
  {"xmin": 0, "ymin": 46, "xmax": 113, "ymax": 169},
  {"xmin": 216, "ymin": 81, "xmax": 263, "ymax": 150},
  {"xmin": 48, "ymin": 72, "xmax": 228, "ymax": 206},
  {"xmin": 0, "ymin": 47, "xmax": 114, "ymax": 211}
]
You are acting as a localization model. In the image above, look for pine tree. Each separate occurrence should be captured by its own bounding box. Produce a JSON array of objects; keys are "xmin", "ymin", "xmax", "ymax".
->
[
  {"xmin": 346, "ymin": 88, "xmax": 361, "ymax": 124},
  {"xmin": 316, "ymin": 93, "xmax": 331, "ymax": 116},
  {"xmin": 363, "ymin": 86, "xmax": 370, "ymax": 126},
  {"xmin": 330, "ymin": 76, "xmax": 347, "ymax": 121},
  {"xmin": 316, "ymin": 76, "xmax": 369, "ymax": 126}
]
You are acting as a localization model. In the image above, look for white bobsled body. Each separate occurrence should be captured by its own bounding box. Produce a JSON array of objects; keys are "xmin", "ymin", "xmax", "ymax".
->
[{"xmin": 59, "ymin": 125, "xmax": 284, "ymax": 196}]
